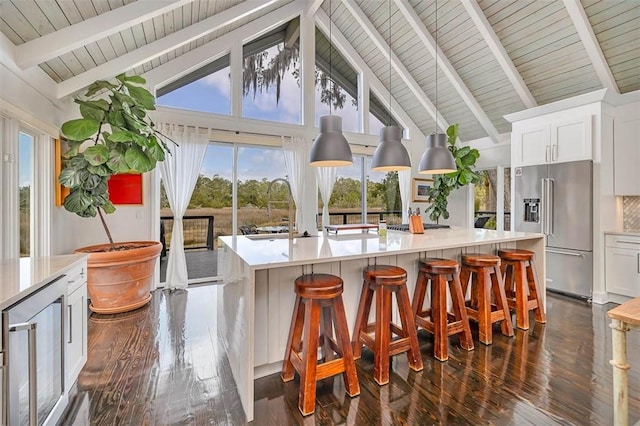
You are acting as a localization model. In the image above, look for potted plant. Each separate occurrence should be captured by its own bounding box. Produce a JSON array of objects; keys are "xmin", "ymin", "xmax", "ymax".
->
[
  {"xmin": 59, "ymin": 73, "xmax": 172, "ymax": 314},
  {"xmin": 425, "ymin": 124, "xmax": 481, "ymax": 223}
]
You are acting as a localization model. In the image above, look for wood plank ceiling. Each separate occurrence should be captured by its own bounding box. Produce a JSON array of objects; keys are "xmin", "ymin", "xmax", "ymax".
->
[{"xmin": 0, "ymin": 0, "xmax": 638, "ymax": 142}]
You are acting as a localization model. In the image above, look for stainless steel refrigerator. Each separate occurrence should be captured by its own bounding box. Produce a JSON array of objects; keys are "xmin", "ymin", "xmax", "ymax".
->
[{"xmin": 514, "ymin": 160, "xmax": 592, "ymax": 299}]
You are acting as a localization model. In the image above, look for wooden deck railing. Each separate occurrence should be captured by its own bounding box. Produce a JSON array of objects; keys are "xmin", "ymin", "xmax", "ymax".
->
[{"xmin": 160, "ymin": 215, "xmax": 214, "ymax": 257}]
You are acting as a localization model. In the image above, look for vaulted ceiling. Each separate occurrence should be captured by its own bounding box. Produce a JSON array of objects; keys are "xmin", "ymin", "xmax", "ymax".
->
[{"xmin": 1, "ymin": 0, "xmax": 638, "ymax": 142}]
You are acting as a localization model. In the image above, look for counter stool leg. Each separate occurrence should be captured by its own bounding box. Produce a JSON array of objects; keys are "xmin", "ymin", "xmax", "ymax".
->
[
  {"xmin": 412, "ymin": 271, "xmax": 428, "ymax": 319},
  {"xmin": 432, "ymin": 274, "xmax": 449, "ymax": 361},
  {"xmin": 503, "ymin": 263, "xmax": 515, "ymax": 299},
  {"xmin": 515, "ymin": 260, "xmax": 530, "ymax": 330},
  {"xmin": 475, "ymin": 268, "xmax": 493, "ymax": 344},
  {"xmin": 299, "ymin": 300, "xmax": 321, "ymax": 416},
  {"xmin": 397, "ymin": 284, "xmax": 424, "ymax": 370},
  {"xmin": 491, "ymin": 266, "xmax": 514, "ymax": 337},
  {"xmin": 460, "ymin": 268, "xmax": 471, "ymax": 301},
  {"xmin": 451, "ymin": 273, "xmax": 474, "ymax": 351},
  {"xmin": 282, "ymin": 296, "xmax": 304, "ymax": 382},
  {"xmin": 353, "ymin": 281, "xmax": 374, "ymax": 359},
  {"xmin": 527, "ymin": 261, "xmax": 546, "ymax": 323},
  {"xmin": 321, "ymin": 305, "xmax": 335, "ymax": 362},
  {"xmin": 333, "ymin": 296, "xmax": 361, "ymax": 397},
  {"xmin": 374, "ymin": 287, "xmax": 392, "ymax": 385}
]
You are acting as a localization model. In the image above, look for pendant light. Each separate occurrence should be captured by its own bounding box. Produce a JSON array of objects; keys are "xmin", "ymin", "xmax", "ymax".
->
[
  {"xmin": 418, "ymin": 0, "xmax": 456, "ymax": 175},
  {"xmin": 309, "ymin": 0, "xmax": 353, "ymax": 167},
  {"xmin": 371, "ymin": 0, "xmax": 410, "ymax": 172}
]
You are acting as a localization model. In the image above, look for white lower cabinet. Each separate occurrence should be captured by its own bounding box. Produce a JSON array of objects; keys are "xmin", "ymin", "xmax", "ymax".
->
[
  {"xmin": 66, "ymin": 263, "xmax": 88, "ymax": 390},
  {"xmin": 605, "ymin": 234, "xmax": 640, "ymax": 298}
]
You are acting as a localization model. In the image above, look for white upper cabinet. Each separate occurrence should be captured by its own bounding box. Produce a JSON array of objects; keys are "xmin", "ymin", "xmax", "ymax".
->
[
  {"xmin": 512, "ymin": 114, "xmax": 592, "ymax": 167},
  {"xmin": 613, "ymin": 110, "xmax": 640, "ymax": 196}
]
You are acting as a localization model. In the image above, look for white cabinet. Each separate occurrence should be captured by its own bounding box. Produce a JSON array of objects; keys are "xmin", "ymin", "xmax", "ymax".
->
[
  {"xmin": 614, "ymin": 116, "xmax": 640, "ymax": 195},
  {"xmin": 512, "ymin": 115, "xmax": 592, "ymax": 167},
  {"xmin": 605, "ymin": 234, "xmax": 640, "ymax": 298},
  {"xmin": 66, "ymin": 262, "xmax": 88, "ymax": 389}
]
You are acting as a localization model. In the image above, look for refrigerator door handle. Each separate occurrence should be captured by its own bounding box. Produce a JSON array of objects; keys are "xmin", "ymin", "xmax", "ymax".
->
[
  {"xmin": 540, "ymin": 179, "xmax": 549, "ymax": 234},
  {"xmin": 637, "ymin": 253, "xmax": 639, "ymax": 274},
  {"xmin": 547, "ymin": 248, "xmax": 584, "ymax": 258},
  {"xmin": 547, "ymin": 178, "xmax": 554, "ymax": 236}
]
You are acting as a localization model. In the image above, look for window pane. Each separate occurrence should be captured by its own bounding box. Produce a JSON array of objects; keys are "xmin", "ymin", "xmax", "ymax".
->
[
  {"xmin": 315, "ymin": 28, "xmax": 359, "ymax": 132},
  {"xmin": 504, "ymin": 167, "xmax": 511, "ymax": 231},
  {"xmin": 160, "ymin": 144, "xmax": 233, "ymax": 282},
  {"xmin": 366, "ymin": 159, "xmax": 402, "ymax": 225},
  {"xmin": 323, "ymin": 157, "xmax": 363, "ymax": 225},
  {"xmin": 474, "ymin": 169, "xmax": 497, "ymax": 230},
  {"xmin": 237, "ymin": 146, "xmax": 288, "ymax": 233},
  {"xmin": 157, "ymin": 56, "xmax": 231, "ymax": 115},
  {"xmin": 243, "ymin": 43, "xmax": 301, "ymax": 124},
  {"xmin": 19, "ymin": 132, "xmax": 33, "ymax": 257}
]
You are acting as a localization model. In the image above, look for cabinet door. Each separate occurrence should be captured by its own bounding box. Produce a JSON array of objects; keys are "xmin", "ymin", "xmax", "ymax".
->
[
  {"xmin": 513, "ymin": 124, "xmax": 549, "ymax": 167},
  {"xmin": 67, "ymin": 285, "xmax": 88, "ymax": 388},
  {"xmin": 605, "ymin": 247, "xmax": 640, "ymax": 297},
  {"xmin": 551, "ymin": 116, "xmax": 592, "ymax": 163},
  {"xmin": 614, "ymin": 117, "xmax": 640, "ymax": 195}
]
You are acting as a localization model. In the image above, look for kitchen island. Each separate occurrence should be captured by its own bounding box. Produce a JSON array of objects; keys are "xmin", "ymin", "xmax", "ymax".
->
[{"xmin": 218, "ymin": 228, "xmax": 545, "ymax": 421}]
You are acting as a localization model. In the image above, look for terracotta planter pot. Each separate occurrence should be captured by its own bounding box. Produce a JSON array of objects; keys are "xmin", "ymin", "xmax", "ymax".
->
[{"xmin": 75, "ymin": 241, "xmax": 162, "ymax": 314}]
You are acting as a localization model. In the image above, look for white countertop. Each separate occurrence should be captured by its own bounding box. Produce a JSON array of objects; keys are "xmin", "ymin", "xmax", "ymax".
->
[
  {"xmin": 220, "ymin": 228, "xmax": 545, "ymax": 269},
  {"xmin": 0, "ymin": 254, "xmax": 87, "ymax": 310}
]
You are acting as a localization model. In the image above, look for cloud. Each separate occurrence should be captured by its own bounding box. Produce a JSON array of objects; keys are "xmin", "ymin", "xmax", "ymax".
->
[{"xmin": 202, "ymin": 69, "xmax": 231, "ymax": 99}]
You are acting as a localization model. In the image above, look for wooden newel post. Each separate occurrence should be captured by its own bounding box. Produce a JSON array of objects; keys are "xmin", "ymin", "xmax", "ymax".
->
[{"xmin": 609, "ymin": 318, "xmax": 630, "ymax": 426}]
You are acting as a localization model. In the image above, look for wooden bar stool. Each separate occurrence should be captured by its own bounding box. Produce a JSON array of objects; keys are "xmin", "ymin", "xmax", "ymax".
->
[
  {"xmin": 413, "ymin": 258, "xmax": 474, "ymax": 361},
  {"xmin": 460, "ymin": 253, "xmax": 514, "ymax": 345},
  {"xmin": 281, "ymin": 274, "xmax": 360, "ymax": 416},
  {"xmin": 498, "ymin": 248, "xmax": 546, "ymax": 330},
  {"xmin": 352, "ymin": 265, "xmax": 423, "ymax": 385}
]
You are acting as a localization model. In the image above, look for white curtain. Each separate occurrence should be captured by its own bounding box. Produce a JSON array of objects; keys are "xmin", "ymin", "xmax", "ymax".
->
[
  {"xmin": 158, "ymin": 124, "xmax": 209, "ymax": 290},
  {"xmin": 316, "ymin": 167, "xmax": 337, "ymax": 229},
  {"xmin": 282, "ymin": 136, "xmax": 308, "ymax": 232},
  {"xmin": 399, "ymin": 169, "xmax": 412, "ymax": 223}
]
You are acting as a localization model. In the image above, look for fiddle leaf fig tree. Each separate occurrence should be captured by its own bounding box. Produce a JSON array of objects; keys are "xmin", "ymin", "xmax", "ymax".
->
[
  {"xmin": 59, "ymin": 73, "xmax": 173, "ymax": 250},
  {"xmin": 425, "ymin": 124, "xmax": 481, "ymax": 223}
]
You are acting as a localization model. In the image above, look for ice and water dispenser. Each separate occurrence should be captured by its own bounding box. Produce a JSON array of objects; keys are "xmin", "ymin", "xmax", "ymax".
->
[{"xmin": 523, "ymin": 198, "xmax": 540, "ymax": 223}]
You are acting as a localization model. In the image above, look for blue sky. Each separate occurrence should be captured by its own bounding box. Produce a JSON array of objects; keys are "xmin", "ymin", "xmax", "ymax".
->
[
  {"xmin": 157, "ymin": 44, "xmax": 387, "ymax": 183},
  {"xmin": 19, "ymin": 132, "xmax": 32, "ymax": 187}
]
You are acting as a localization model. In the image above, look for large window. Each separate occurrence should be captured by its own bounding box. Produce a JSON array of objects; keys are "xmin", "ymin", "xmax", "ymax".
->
[
  {"xmin": 157, "ymin": 55, "xmax": 230, "ymax": 115},
  {"xmin": 315, "ymin": 28, "xmax": 359, "ymax": 132},
  {"xmin": 474, "ymin": 167, "xmax": 510, "ymax": 230},
  {"xmin": 242, "ymin": 42, "xmax": 301, "ymax": 124},
  {"xmin": 19, "ymin": 131, "xmax": 34, "ymax": 257},
  {"xmin": 318, "ymin": 156, "xmax": 402, "ymax": 227}
]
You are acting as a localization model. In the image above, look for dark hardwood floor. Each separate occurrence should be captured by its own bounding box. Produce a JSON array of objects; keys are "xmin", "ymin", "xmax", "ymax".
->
[{"xmin": 62, "ymin": 286, "xmax": 640, "ymax": 425}]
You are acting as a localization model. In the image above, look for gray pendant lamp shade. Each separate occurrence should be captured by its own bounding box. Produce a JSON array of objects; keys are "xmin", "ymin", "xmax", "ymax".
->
[
  {"xmin": 309, "ymin": 115, "xmax": 353, "ymax": 167},
  {"xmin": 371, "ymin": 126, "xmax": 411, "ymax": 171},
  {"xmin": 418, "ymin": 132, "xmax": 456, "ymax": 174}
]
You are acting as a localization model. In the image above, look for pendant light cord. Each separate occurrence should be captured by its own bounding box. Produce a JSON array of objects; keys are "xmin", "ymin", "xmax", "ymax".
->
[
  {"xmin": 388, "ymin": 0, "xmax": 391, "ymax": 127},
  {"xmin": 435, "ymin": 0, "xmax": 438, "ymax": 134},
  {"xmin": 329, "ymin": 0, "xmax": 333, "ymax": 116}
]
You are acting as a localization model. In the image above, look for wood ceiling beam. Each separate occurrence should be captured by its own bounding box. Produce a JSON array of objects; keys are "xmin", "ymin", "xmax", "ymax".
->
[
  {"xmin": 395, "ymin": 0, "xmax": 500, "ymax": 143},
  {"xmin": 459, "ymin": 0, "xmax": 537, "ymax": 109},
  {"xmin": 143, "ymin": 2, "xmax": 304, "ymax": 92},
  {"xmin": 562, "ymin": 0, "xmax": 619, "ymax": 93},
  {"xmin": 315, "ymin": 9, "xmax": 425, "ymax": 140},
  {"xmin": 15, "ymin": 0, "xmax": 196, "ymax": 70},
  {"xmin": 341, "ymin": 0, "xmax": 448, "ymax": 134},
  {"xmin": 307, "ymin": 0, "xmax": 324, "ymax": 16},
  {"xmin": 56, "ymin": 0, "xmax": 282, "ymax": 99}
]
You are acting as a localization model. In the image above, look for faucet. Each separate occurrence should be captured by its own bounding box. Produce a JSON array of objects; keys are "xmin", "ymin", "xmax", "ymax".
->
[{"xmin": 267, "ymin": 178, "xmax": 296, "ymax": 240}]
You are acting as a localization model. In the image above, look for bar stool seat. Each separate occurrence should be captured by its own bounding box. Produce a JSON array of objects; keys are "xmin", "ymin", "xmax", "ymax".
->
[
  {"xmin": 413, "ymin": 258, "xmax": 474, "ymax": 361},
  {"xmin": 353, "ymin": 265, "xmax": 423, "ymax": 385},
  {"xmin": 460, "ymin": 253, "xmax": 514, "ymax": 345},
  {"xmin": 281, "ymin": 273, "xmax": 360, "ymax": 416},
  {"xmin": 498, "ymin": 248, "xmax": 546, "ymax": 330}
]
